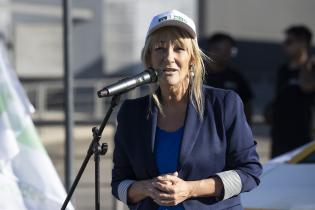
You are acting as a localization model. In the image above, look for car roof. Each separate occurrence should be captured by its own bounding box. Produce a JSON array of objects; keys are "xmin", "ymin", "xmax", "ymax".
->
[{"xmin": 242, "ymin": 141, "xmax": 315, "ymax": 210}]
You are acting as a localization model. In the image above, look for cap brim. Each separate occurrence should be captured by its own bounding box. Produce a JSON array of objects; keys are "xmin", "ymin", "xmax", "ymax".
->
[{"xmin": 147, "ymin": 20, "xmax": 196, "ymax": 39}]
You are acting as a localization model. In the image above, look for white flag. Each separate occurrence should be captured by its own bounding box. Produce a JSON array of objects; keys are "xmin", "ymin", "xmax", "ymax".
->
[{"xmin": 0, "ymin": 42, "xmax": 74, "ymax": 210}]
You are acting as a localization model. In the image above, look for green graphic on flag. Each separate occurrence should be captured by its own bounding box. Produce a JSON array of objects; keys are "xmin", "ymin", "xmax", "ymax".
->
[{"xmin": 0, "ymin": 42, "xmax": 74, "ymax": 210}]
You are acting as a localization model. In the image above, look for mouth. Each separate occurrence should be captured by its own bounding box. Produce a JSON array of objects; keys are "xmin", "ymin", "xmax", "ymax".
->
[{"xmin": 162, "ymin": 68, "xmax": 178, "ymax": 73}]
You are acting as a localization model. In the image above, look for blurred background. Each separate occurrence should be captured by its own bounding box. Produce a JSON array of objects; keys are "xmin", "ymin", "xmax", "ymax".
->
[{"xmin": 1, "ymin": 0, "xmax": 315, "ymax": 209}]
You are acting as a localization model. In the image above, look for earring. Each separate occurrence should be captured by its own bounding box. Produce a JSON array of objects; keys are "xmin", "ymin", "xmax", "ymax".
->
[
  {"xmin": 190, "ymin": 71, "xmax": 195, "ymax": 78},
  {"xmin": 189, "ymin": 64, "xmax": 195, "ymax": 78}
]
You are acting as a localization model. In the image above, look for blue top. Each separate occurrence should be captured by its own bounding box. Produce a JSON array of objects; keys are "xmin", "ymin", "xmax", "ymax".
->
[{"xmin": 155, "ymin": 126, "xmax": 185, "ymax": 210}]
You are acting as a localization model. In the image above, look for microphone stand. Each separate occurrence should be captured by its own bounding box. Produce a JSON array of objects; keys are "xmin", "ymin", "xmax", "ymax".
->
[{"xmin": 61, "ymin": 94, "xmax": 121, "ymax": 210}]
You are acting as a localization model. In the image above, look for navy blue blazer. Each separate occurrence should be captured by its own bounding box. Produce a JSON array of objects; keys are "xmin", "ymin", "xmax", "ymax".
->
[{"xmin": 111, "ymin": 86, "xmax": 262, "ymax": 210}]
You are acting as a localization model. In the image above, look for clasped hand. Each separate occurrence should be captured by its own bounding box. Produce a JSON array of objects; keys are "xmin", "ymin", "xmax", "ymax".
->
[{"xmin": 146, "ymin": 172, "xmax": 192, "ymax": 206}]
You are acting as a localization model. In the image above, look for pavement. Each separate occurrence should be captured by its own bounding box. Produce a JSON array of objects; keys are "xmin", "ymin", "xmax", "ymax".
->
[{"xmin": 38, "ymin": 122, "xmax": 272, "ymax": 210}]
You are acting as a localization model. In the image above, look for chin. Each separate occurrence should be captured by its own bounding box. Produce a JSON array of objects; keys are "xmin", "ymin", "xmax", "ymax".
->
[{"xmin": 161, "ymin": 78, "xmax": 180, "ymax": 86}]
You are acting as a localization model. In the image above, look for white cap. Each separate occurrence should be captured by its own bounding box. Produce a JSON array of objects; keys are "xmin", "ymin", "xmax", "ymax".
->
[{"xmin": 146, "ymin": 10, "xmax": 197, "ymax": 39}]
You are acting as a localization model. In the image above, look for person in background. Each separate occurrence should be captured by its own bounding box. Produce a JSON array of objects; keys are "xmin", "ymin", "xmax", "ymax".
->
[
  {"xmin": 204, "ymin": 33, "xmax": 254, "ymax": 125},
  {"xmin": 111, "ymin": 10, "xmax": 262, "ymax": 210},
  {"xmin": 270, "ymin": 25, "xmax": 315, "ymax": 157}
]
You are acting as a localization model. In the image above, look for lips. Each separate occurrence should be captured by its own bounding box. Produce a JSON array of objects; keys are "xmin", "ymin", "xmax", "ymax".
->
[
  {"xmin": 163, "ymin": 69, "xmax": 177, "ymax": 76},
  {"xmin": 163, "ymin": 68, "xmax": 177, "ymax": 72}
]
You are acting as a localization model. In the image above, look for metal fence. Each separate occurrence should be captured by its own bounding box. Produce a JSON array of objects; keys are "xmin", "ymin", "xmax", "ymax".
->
[
  {"xmin": 22, "ymin": 78, "xmax": 139, "ymax": 210},
  {"xmin": 22, "ymin": 78, "xmax": 144, "ymax": 125}
]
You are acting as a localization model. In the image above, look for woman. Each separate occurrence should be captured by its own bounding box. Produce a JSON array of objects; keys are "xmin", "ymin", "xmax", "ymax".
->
[{"xmin": 111, "ymin": 10, "xmax": 262, "ymax": 210}]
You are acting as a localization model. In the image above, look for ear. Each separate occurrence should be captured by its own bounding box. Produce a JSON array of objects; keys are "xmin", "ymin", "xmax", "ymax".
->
[
  {"xmin": 189, "ymin": 62, "xmax": 195, "ymax": 69},
  {"xmin": 189, "ymin": 56, "xmax": 196, "ymax": 66}
]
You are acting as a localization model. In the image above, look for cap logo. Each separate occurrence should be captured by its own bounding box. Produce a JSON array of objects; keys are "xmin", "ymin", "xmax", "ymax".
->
[
  {"xmin": 147, "ymin": 10, "xmax": 197, "ymax": 40},
  {"xmin": 158, "ymin": 16, "xmax": 167, "ymax": 22},
  {"xmin": 158, "ymin": 15, "xmax": 187, "ymax": 24},
  {"xmin": 173, "ymin": 15, "xmax": 187, "ymax": 23}
]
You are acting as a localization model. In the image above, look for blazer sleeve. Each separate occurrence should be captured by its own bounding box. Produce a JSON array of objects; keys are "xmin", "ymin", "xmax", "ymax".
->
[
  {"xmin": 111, "ymin": 102, "xmax": 136, "ymax": 201},
  {"xmin": 223, "ymin": 91, "xmax": 262, "ymax": 192}
]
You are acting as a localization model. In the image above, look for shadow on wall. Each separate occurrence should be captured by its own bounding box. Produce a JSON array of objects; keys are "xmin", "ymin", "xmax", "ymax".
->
[
  {"xmin": 199, "ymin": 38, "xmax": 315, "ymax": 117},
  {"xmin": 230, "ymin": 40, "xmax": 286, "ymax": 116},
  {"xmin": 233, "ymin": 40, "xmax": 315, "ymax": 116}
]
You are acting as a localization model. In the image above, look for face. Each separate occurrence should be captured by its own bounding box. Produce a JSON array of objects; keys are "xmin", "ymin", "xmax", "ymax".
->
[
  {"xmin": 208, "ymin": 40, "xmax": 233, "ymax": 65},
  {"xmin": 149, "ymin": 31, "xmax": 192, "ymax": 88},
  {"xmin": 283, "ymin": 34, "xmax": 306, "ymax": 58}
]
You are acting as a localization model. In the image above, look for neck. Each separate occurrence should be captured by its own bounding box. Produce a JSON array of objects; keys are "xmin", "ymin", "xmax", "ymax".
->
[
  {"xmin": 159, "ymin": 81, "xmax": 189, "ymax": 106},
  {"xmin": 290, "ymin": 50, "xmax": 309, "ymax": 67}
]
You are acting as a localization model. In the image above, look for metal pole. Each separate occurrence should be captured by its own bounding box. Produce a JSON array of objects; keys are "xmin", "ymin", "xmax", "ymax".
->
[
  {"xmin": 198, "ymin": 0, "xmax": 207, "ymax": 38},
  {"xmin": 60, "ymin": 95, "xmax": 120, "ymax": 210},
  {"xmin": 95, "ymin": 153, "xmax": 100, "ymax": 210},
  {"xmin": 62, "ymin": 0, "xmax": 74, "ymax": 193}
]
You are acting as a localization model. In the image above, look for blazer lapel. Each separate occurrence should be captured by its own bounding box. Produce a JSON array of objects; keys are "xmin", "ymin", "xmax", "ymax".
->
[
  {"xmin": 178, "ymin": 95, "xmax": 205, "ymax": 173},
  {"xmin": 143, "ymin": 92, "xmax": 206, "ymax": 178},
  {"xmin": 143, "ymin": 96, "xmax": 159, "ymax": 177}
]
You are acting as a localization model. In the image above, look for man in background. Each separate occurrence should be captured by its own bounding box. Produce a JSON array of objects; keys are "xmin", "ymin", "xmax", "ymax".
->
[
  {"xmin": 270, "ymin": 25, "xmax": 315, "ymax": 157},
  {"xmin": 204, "ymin": 33, "xmax": 253, "ymax": 124}
]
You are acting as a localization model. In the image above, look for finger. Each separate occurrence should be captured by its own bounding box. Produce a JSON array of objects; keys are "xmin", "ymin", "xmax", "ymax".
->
[
  {"xmin": 157, "ymin": 174, "xmax": 180, "ymax": 184},
  {"xmin": 147, "ymin": 185, "xmax": 165, "ymax": 199},
  {"xmin": 172, "ymin": 171, "xmax": 179, "ymax": 176},
  {"xmin": 159, "ymin": 192, "xmax": 175, "ymax": 201},
  {"xmin": 151, "ymin": 190, "xmax": 175, "ymax": 203},
  {"xmin": 158, "ymin": 171, "xmax": 178, "ymax": 179},
  {"xmin": 153, "ymin": 199, "xmax": 171, "ymax": 206},
  {"xmin": 152, "ymin": 181, "xmax": 175, "ymax": 193},
  {"xmin": 153, "ymin": 199, "xmax": 164, "ymax": 206},
  {"xmin": 155, "ymin": 179, "xmax": 172, "ymax": 186},
  {"xmin": 153, "ymin": 191, "xmax": 174, "ymax": 201},
  {"xmin": 152, "ymin": 178, "xmax": 173, "ymax": 189},
  {"xmin": 154, "ymin": 199, "xmax": 178, "ymax": 206}
]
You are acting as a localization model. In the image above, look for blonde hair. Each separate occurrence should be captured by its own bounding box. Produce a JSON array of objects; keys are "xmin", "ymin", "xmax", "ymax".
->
[{"xmin": 141, "ymin": 27, "xmax": 208, "ymax": 118}]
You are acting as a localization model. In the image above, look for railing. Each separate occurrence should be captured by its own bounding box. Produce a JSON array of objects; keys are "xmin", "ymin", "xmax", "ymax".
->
[
  {"xmin": 22, "ymin": 78, "xmax": 132, "ymax": 210},
  {"xmin": 22, "ymin": 78, "xmax": 144, "ymax": 125}
]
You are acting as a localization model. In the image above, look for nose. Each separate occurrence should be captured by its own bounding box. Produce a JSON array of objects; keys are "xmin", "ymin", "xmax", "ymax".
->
[{"xmin": 163, "ymin": 46, "xmax": 175, "ymax": 64}]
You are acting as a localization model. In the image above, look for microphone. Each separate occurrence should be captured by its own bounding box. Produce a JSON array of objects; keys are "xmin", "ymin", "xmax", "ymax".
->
[{"xmin": 97, "ymin": 68, "xmax": 159, "ymax": 97}]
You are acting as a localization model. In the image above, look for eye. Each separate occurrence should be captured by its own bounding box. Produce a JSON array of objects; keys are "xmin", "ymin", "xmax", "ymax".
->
[
  {"xmin": 154, "ymin": 46, "xmax": 165, "ymax": 51},
  {"xmin": 174, "ymin": 46, "xmax": 185, "ymax": 51}
]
